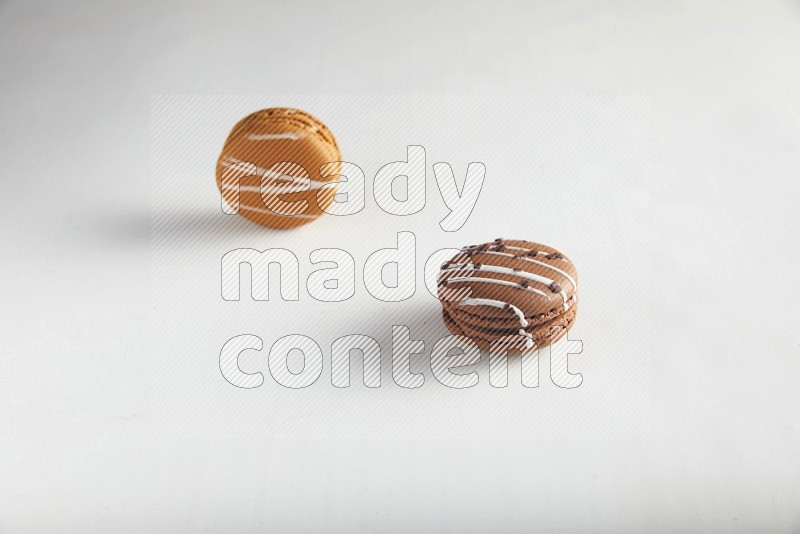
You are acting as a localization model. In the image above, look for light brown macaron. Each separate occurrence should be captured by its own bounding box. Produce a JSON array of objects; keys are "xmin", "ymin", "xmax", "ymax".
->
[
  {"xmin": 216, "ymin": 108, "xmax": 341, "ymax": 229},
  {"xmin": 438, "ymin": 239, "xmax": 579, "ymax": 354}
]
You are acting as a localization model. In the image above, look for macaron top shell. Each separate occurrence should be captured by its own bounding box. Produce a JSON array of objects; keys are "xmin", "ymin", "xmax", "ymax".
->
[{"xmin": 226, "ymin": 108, "xmax": 339, "ymax": 156}]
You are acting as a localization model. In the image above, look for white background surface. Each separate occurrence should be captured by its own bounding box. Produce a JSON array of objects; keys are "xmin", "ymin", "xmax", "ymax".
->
[
  {"xmin": 150, "ymin": 94, "xmax": 649, "ymax": 440},
  {"xmin": 1, "ymin": 1, "xmax": 799, "ymax": 532}
]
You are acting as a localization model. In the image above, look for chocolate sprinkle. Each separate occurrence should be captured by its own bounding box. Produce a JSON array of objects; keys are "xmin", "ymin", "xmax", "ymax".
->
[{"xmin": 549, "ymin": 282, "xmax": 562, "ymax": 293}]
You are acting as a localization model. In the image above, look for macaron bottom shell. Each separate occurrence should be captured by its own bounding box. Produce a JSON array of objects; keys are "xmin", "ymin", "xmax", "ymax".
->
[{"xmin": 442, "ymin": 301, "xmax": 578, "ymax": 354}]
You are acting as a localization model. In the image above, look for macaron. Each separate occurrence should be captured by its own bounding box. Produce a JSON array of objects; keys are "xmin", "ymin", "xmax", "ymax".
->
[
  {"xmin": 438, "ymin": 239, "xmax": 578, "ymax": 353},
  {"xmin": 216, "ymin": 108, "xmax": 341, "ymax": 229}
]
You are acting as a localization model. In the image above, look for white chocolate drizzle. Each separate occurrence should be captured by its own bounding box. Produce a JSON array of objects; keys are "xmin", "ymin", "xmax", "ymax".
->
[
  {"xmin": 220, "ymin": 157, "xmax": 331, "ymax": 184},
  {"xmin": 439, "ymin": 276, "xmax": 550, "ymax": 300},
  {"xmin": 457, "ymin": 298, "xmax": 534, "ymax": 349},
  {"xmin": 236, "ymin": 203, "xmax": 318, "ymax": 218},
  {"xmin": 442, "ymin": 263, "xmax": 568, "ymax": 310},
  {"xmin": 468, "ymin": 250, "xmax": 577, "ymax": 290},
  {"xmin": 219, "ymin": 180, "xmax": 329, "ymax": 194},
  {"xmin": 246, "ymin": 133, "xmax": 303, "ymax": 141},
  {"xmin": 460, "ymin": 298, "xmax": 526, "ymax": 326}
]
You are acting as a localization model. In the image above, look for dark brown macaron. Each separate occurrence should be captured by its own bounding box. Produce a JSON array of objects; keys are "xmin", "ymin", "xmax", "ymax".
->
[{"xmin": 438, "ymin": 239, "xmax": 578, "ymax": 353}]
